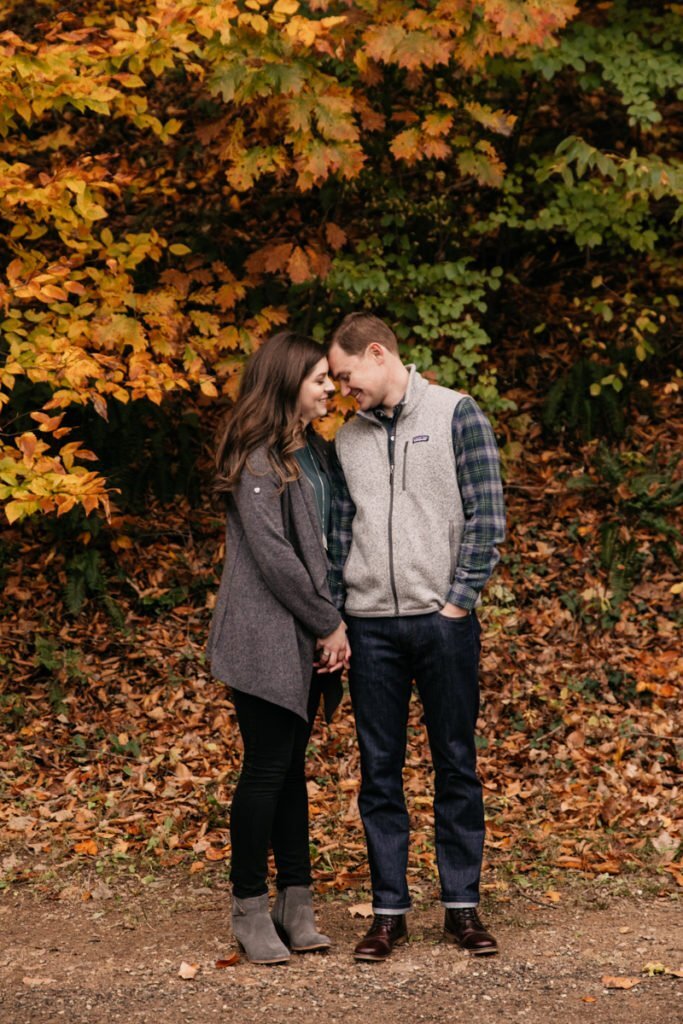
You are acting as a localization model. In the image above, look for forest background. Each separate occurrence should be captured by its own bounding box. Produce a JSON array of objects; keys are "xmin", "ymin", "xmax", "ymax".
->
[{"xmin": 0, "ymin": 0, "xmax": 680, "ymax": 898}]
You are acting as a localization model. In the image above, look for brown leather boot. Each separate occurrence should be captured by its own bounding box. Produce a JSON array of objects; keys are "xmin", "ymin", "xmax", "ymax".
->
[
  {"xmin": 353, "ymin": 914, "xmax": 408, "ymax": 962},
  {"xmin": 443, "ymin": 908, "xmax": 498, "ymax": 955}
]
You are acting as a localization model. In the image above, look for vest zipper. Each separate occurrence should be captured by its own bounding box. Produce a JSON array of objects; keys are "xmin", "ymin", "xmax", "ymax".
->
[
  {"xmin": 402, "ymin": 441, "xmax": 409, "ymax": 491},
  {"xmin": 387, "ymin": 410, "xmax": 403, "ymax": 615}
]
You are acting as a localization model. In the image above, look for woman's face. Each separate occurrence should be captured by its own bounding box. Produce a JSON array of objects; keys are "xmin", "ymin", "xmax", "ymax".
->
[{"xmin": 297, "ymin": 357, "xmax": 335, "ymax": 425}]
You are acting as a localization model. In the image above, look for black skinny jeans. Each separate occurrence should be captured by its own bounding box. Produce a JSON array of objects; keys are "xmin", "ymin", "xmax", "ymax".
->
[{"xmin": 229, "ymin": 683, "xmax": 320, "ymax": 899}]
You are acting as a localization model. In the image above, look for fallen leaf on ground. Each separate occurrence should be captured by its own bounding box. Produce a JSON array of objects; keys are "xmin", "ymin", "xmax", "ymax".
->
[
  {"xmin": 8, "ymin": 816, "xmax": 34, "ymax": 832},
  {"xmin": 651, "ymin": 831, "xmax": 679, "ymax": 863},
  {"xmin": 215, "ymin": 954, "xmax": 240, "ymax": 968},
  {"xmin": 57, "ymin": 885, "xmax": 82, "ymax": 901},
  {"xmin": 566, "ymin": 729, "xmax": 585, "ymax": 748},
  {"xmin": 601, "ymin": 976, "xmax": 641, "ymax": 989},
  {"xmin": 642, "ymin": 961, "xmax": 680, "ymax": 976},
  {"xmin": 581, "ymin": 996, "xmax": 597, "ymax": 1003},
  {"xmin": 23, "ymin": 977, "xmax": 56, "ymax": 987},
  {"xmin": 348, "ymin": 902, "xmax": 373, "ymax": 917},
  {"xmin": 73, "ymin": 840, "xmax": 98, "ymax": 857},
  {"xmin": 178, "ymin": 961, "xmax": 200, "ymax": 979},
  {"xmin": 204, "ymin": 846, "xmax": 227, "ymax": 861},
  {"xmin": 545, "ymin": 890, "xmax": 562, "ymax": 902}
]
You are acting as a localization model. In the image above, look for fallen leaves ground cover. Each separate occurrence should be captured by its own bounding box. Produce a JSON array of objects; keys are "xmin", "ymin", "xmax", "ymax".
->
[{"xmin": 0, "ymin": 352, "xmax": 680, "ymax": 896}]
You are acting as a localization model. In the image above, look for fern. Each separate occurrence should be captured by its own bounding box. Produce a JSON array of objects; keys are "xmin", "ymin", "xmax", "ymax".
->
[
  {"xmin": 543, "ymin": 358, "xmax": 629, "ymax": 440},
  {"xmin": 542, "ymin": 376, "xmax": 569, "ymax": 431},
  {"xmin": 599, "ymin": 522, "xmax": 619, "ymax": 570},
  {"xmin": 64, "ymin": 574, "xmax": 86, "ymax": 616},
  {"xmin": 608, "ymin": 543, "xmax": 644, "ymax": 612},
  {"xmin": 102, "ymin": 595, "xmax": 126, "ymax": 630},
  {"xmin": 575, "ymin": 443, "xmax": 682, "ymax": 619}
]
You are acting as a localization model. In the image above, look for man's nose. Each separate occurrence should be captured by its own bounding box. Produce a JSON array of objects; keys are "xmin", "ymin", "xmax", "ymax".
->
[{"xmin": 340, "ymin": 381, "xmax": 350, "ymax": 396}]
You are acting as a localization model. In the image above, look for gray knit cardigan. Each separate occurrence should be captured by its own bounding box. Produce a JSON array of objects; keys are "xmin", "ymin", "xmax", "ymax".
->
[{"xmin": 207, "ymin": 445, "xmax": 342, "ymax": 720}]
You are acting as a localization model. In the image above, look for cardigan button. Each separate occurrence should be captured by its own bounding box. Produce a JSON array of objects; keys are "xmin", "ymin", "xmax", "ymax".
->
[{"xmin": 253, "ymin": 487, "xmax": 261, "ymax": 493}]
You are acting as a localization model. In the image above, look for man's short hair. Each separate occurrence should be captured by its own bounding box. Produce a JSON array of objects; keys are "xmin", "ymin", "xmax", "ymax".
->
[{"xmin": 330, "ymin": 313, "xmax": 399, "ymax": 355}]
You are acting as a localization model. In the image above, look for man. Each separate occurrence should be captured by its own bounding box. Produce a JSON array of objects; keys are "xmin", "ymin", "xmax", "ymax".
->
[{"xmin": 327, "ymin": 313, "xmax": 505, "ymax": 961}]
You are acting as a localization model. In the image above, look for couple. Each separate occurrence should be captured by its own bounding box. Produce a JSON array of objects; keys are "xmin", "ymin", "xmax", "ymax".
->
[{"xmin": 207, "ymin": 313, "xmax": 506, "ymax": 965}]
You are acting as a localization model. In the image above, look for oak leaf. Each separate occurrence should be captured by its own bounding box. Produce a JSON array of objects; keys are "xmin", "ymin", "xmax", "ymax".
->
[
  {"xmin": 264, "ymin": 243, "xmax": 294, "ymax": 273},
  {"xmin": 348, "ymin": 902, "xmax": 373, "ymax": 918},
  {"xmin": 74, "ymin": 840, "xmax": 98, "ymax": 857},
  {"xmin": 390, "ymin": 127, "xmax": 420, "ymax": 163},
  {"xmin": 601, "ymin": 976, "xmax": 640, "ymax": 990},
  {"xmin": 325, "ymin": 222, "xmax": 347, "ymax": 250},
  {"xmin": 215, "ymin": 954, "xmax": 241, "ymax": 967},
  {"xmin": 287, "ymin": 246, "xmax": 312, "ymax": 284}
]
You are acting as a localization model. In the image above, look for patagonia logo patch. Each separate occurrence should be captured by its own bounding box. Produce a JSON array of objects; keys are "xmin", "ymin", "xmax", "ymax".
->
[{"xmin": 412, "ymin": 435, "xmax": 430, "ymax": 443}]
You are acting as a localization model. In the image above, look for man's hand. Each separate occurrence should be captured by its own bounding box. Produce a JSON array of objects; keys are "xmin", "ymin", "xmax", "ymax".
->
[
  {"xmin": 316, "ymin": 621, "xmax": 351, "ymax": 672},
  {"xmin": 439, "ymin": 602, "xmax": 470, "ymax": 619}
]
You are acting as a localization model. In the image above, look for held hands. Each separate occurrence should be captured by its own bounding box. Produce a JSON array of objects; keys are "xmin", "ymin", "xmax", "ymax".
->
[{"xmin": 316, "ymin": 621, "xmax": 351, "ymax": 673}]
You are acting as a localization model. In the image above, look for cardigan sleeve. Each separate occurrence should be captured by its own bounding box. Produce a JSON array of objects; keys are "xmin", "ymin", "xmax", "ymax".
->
[{"xmin": 231, "ymin": 449, "xmax": 342, "ymax": 638}]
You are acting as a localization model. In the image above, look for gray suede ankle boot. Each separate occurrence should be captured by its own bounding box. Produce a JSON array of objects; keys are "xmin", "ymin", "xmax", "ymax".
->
[
  {"xmin": 232, "ymin": 894, "xmax": 290, "ymax": 964},
  {"xmin": 271, "ymin": 886, "xmax": 332, "ymax": 952}
]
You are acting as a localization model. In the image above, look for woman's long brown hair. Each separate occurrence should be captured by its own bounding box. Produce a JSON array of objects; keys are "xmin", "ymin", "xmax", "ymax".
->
[{"xmin": 214, "ymin": 331, "xmax": 326, "ymax": 495}]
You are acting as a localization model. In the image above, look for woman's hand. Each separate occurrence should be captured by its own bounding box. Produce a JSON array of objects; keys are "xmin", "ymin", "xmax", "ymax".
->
[{"xmin": 316, "ymin": 621, "xmax": 350, "ymax": 673}]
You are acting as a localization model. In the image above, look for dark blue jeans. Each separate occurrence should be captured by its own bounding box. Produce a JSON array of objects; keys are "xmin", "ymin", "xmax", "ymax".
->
[{"xmin": 347, "ymin": 612, "xmax": 484, "ymax": 911}]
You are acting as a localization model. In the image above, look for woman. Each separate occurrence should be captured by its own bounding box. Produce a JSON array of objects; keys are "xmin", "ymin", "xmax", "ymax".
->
[{"xmin": 208, "ymin": 331, "xmax": 349, "ymax": 965}]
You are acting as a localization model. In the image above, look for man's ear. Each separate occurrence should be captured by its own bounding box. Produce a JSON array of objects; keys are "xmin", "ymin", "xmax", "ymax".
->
[{"xmin": 367, "ymin": 342, "xmax": 385, "ymax": 363}]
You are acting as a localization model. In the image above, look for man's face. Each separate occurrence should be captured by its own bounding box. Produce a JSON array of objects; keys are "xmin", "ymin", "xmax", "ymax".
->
[{"xmin": 327, "ymin": 342, "xmax": 389, "ymax": 411}]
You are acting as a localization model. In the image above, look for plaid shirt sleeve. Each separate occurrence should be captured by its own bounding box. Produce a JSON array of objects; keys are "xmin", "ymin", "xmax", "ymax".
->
[
  {"xmin": 327, "ymin": 443, "xmax": 354, "ymax": 611},
  {"xmin": 447, "ymin": 397, "xmax": 506, "ymax": 610}
]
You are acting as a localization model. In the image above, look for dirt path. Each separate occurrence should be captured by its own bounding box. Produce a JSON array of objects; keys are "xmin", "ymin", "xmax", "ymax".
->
[{"xmin": 0, "ymin": 877, "xmax": 679, "ymax": 1024}]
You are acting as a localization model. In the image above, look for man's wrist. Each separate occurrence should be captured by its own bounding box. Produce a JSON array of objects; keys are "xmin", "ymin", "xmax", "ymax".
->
[
  {"xmin": 446, "ymin": 583, "xmax": 478, "ymax": 611},
  {"xmin": 440, "ymin": 601, "xmax": 470, "ymax": 619}
]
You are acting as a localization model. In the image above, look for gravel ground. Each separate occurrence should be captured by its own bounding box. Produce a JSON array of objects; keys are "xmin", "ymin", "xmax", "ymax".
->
[{"xmin": 0, "ymin": 877, "xmax": 680, "ymax": 1024}]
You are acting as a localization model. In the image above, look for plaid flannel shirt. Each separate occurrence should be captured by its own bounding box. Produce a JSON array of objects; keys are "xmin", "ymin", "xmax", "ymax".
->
[{"xmin": 328, "ymin": 395, "xmax": 505, "ymax": 612}]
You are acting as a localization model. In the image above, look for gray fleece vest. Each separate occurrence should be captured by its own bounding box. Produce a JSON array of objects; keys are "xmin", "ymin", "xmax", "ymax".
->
[{"xmin": 335, "ymin": 366, "xmax": 466, "ymax": 617}]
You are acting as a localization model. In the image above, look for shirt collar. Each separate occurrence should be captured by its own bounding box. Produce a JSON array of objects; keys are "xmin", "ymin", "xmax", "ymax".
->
[
  {"xmin": 372, "ymin": 398, "xmax": 405, "ymax": 422},
  {"xmin": 358, "ymin": 365, "xmax": 424, "ymax": 425}
]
